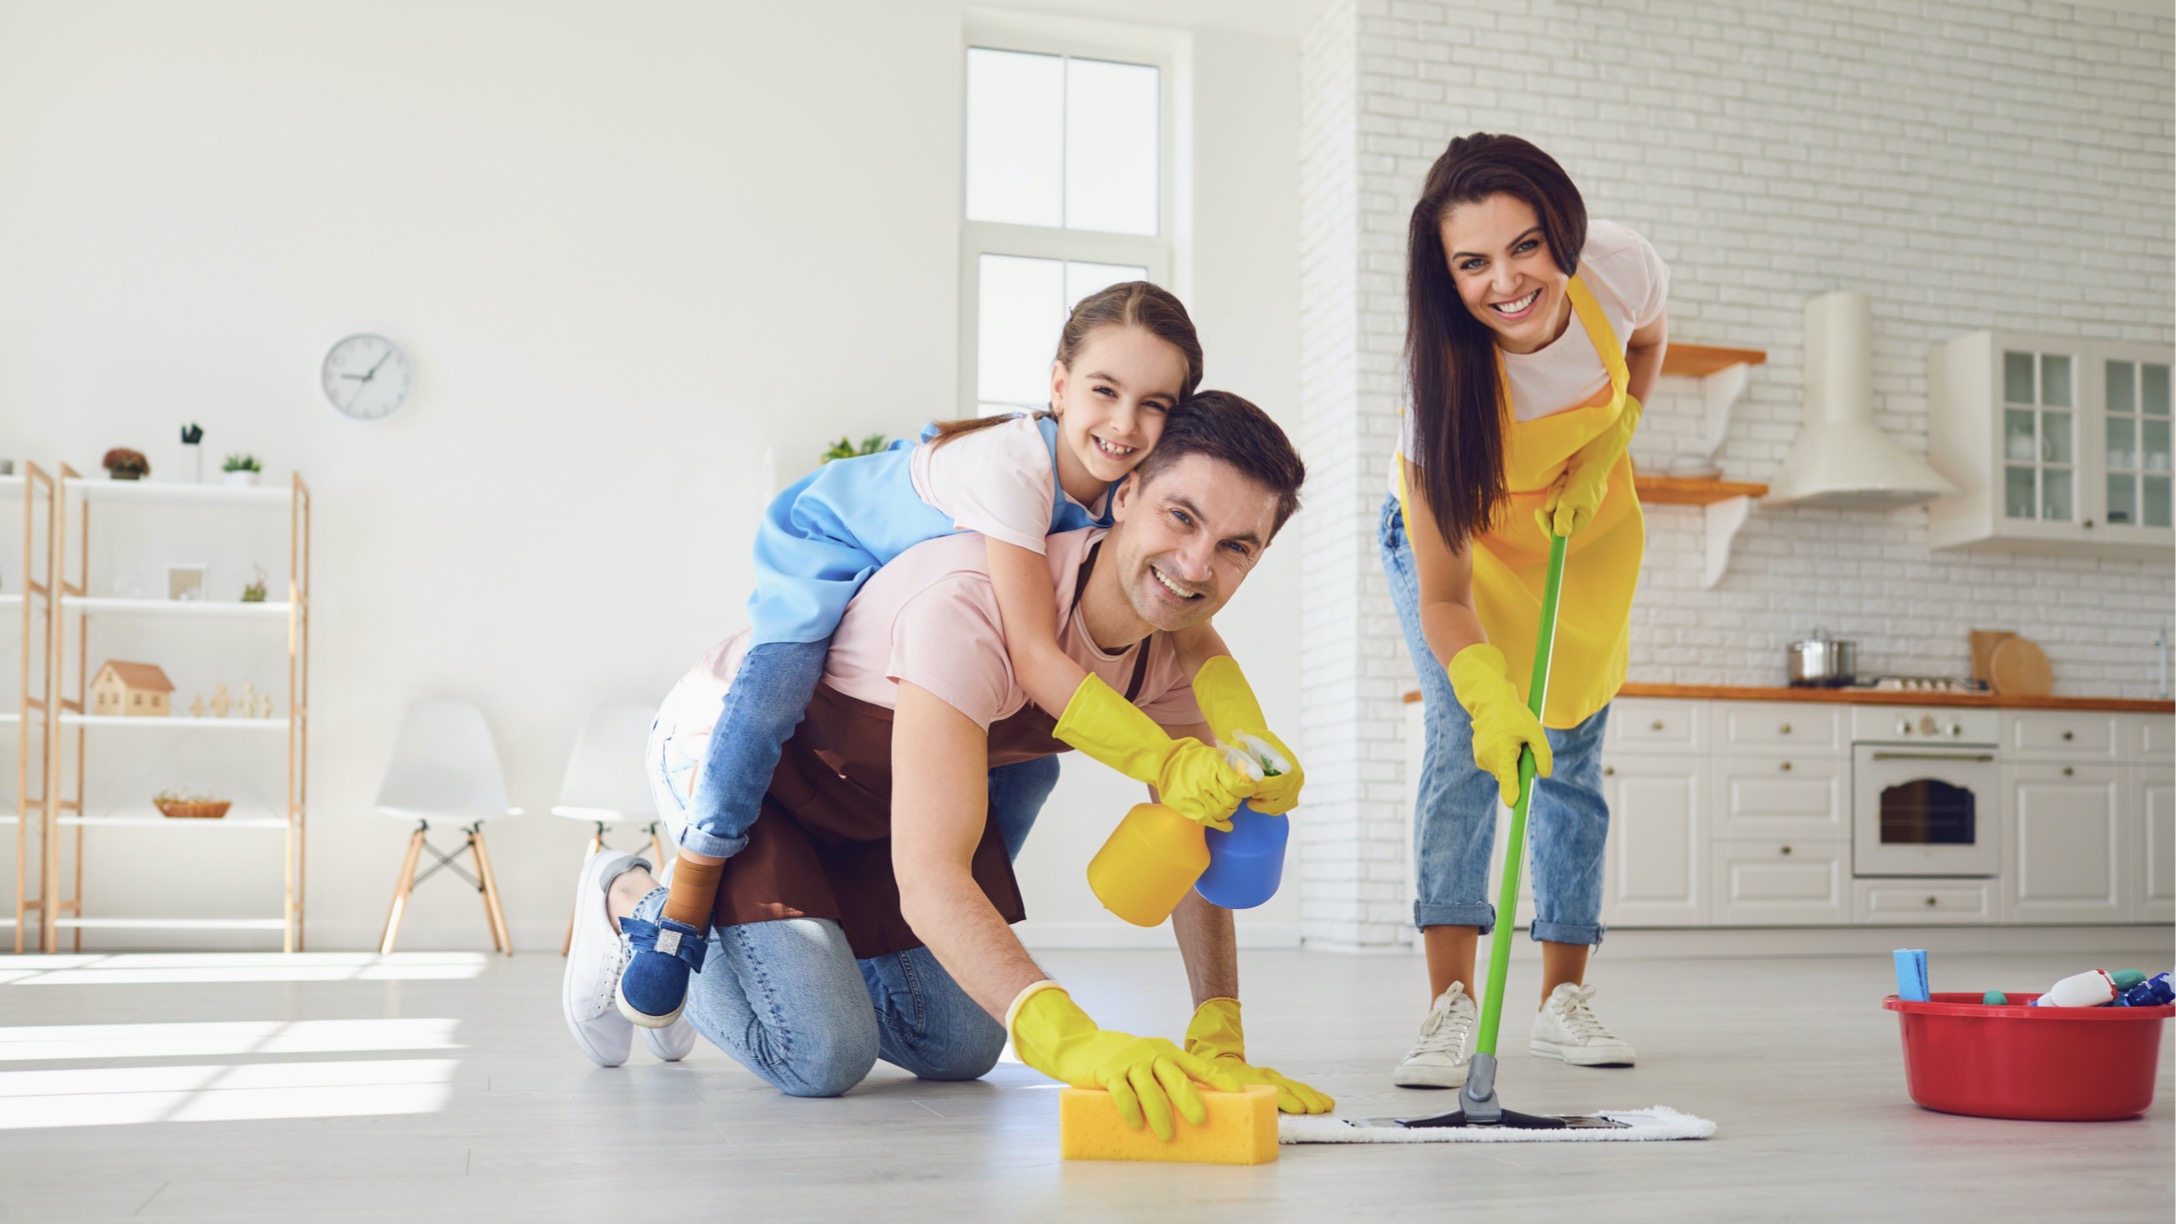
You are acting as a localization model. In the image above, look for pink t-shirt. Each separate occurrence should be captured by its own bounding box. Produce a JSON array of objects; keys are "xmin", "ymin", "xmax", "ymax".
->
[
  {"xmin": 908, "ymin": 414, "xmax": 1109, "ymax": 555},
  {"xmin": 665, "ymin": 527, "xmax": 1201, "ymax": 734}
]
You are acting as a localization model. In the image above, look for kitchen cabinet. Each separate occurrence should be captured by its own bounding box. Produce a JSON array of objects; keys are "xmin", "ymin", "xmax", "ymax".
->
[
  {"xmin": 2135, "ymin": 766, "xmax": 2175, "ymax": 923},
  {"xmin": 1854, "ymin": 878, "xmax": 1998, "ymax": 924},
  {"xmin": 2004, "ymin": 762, "xmax": 2126, "ymax": 924},
  {"xmin": 1712, "ymin": 839, "xmax": 1848, "ymax": 925},
  {"xmin": 1928, "ymin": 331, "xmax": 2174, "ymax": 559},
  {"xmin": 1599, "ymin": 753, "xmax": 1708, "ymax": 926}
]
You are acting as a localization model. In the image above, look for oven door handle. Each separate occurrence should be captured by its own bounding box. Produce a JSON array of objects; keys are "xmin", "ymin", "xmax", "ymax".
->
[{"xmin": 1868, "ymin": 751, "xmax": 1996, "ymax": 763}]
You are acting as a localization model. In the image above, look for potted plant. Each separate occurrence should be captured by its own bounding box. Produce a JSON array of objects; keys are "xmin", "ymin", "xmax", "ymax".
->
[
  {"xmin": 223, "ymin": 453, "xmax": 262, "ymax": 487},
  {"xmin": 240, "ymin": 564, "xmax": 268, "ymax": 604},
  {"xmin": 153, "ymin": 787, "xmax": 230, "ymax": 820},
  {"xmin": 102, "ymin": 447, "xmax": 150, "ymax": 481},
  {"xmin": 181, "ymin": 422, "xmax": 205, "ymax": 483},
  {"xmin": 819, "ymin": 433, "xmax": 888, "ymax": 464}
]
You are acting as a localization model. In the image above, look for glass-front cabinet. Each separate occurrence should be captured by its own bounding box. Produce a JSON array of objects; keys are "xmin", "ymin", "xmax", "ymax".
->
[{"xmin": 1930, "ymin": 331, "xmax": 2175, "ymax": 559}]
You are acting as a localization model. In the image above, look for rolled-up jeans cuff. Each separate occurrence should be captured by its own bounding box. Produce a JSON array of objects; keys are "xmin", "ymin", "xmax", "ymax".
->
[
  {"xmin": 631, "ymin": 887, "xmax": 671, "ymax": 926},
  {"xmin": 1529, "ymin": 919, "xmax": 1604, "ymax": 946},
  {"xmin": 1414, "ymin": 902, "xmax": 1496, "ymax": 933},
  {"xmin": 677, "ymin": 827, "xmax": 748, "ymax": 859}
]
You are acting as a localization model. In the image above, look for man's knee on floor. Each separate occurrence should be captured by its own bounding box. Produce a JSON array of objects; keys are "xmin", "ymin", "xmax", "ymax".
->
[
  {"xmin": 771, "ymin": 1022, "xmax": 881, "ymax": 1098},
  {"xmin": 892, "ymin": 1014, "xmax": 1006, "ymax": 1083}
]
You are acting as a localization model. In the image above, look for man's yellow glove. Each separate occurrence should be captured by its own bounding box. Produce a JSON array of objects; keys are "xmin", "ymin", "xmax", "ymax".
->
[
  {"xmin": 1539, "ymin": 393, "xmax": 1642, "ymax": 538},
  {"xmin": 1448, "ymin": 644, "xmax": 1554, "ymax": 808},
  {"xmin": 1008, "ymin": 982, "xmax": 1246, "ymax": 1141},
  {"xmin": 1183, "ymin": 997, "xmax": 1334, "ymax": 1115},
  {"xmin": 1054, "ymin": 675, "xmax": 1249, "ymax": 831},
  {"xmin": 1190, "ymin": 656, "xmax": 1304, "ymax": 815}
]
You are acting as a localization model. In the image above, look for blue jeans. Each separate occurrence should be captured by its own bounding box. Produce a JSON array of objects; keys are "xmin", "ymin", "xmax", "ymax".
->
[
  {"xmin": 1378, "ymin": 494, "xmax": 1610, "ymax": 946},
  {"xmin": 647, "ymin": 685, "xmax": 1060, "ymax": 1094},
  {"xmin": 677, "ymin": 639, "xmax": 831, "ymax": 859}
]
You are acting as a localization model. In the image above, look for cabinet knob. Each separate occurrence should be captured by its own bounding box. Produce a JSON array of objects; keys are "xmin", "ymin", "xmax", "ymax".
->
[
  {"xmin": 1780, "ymin": 761, "xmax": 1793, "ymax": 772},
  {"xmin": 1603, "ymin": 766, "xmax": 1615, "ymax": 777},
  {"xmin": 2063, "ymin": 766, "xmax": 2075, "ymax": 777},
  {"xmin": 1780, "ymin": 723, "xmax": 1792, "ymax": 735},
  {"xmin": 1651, "ymin": 719, "xmax": 1665, "ymax": 731},
  {"xmin": 1949, "ymin": 724, "xmax": 1963, "ymax": 737},
  {"xmin": 1897, "ymin": 720, "xmax": 1911, "ymax": 735},
  {"xmin": 2062, "ymin": 730, "xmax": 2074, "ymax": 741},
  {"xmin": 1780, "ymin": 845, "xmax": 1793, "ymax": 856},
  {"xmin": 1925, "ymin": 896, "xmax": 1938, "ymax": 907},
  {"xmin": 2084, "ymin": 519, "xmax": 2095, "ymax": 529}
]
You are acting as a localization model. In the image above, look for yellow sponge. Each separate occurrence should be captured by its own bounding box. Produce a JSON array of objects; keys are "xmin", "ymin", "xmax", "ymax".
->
[{"xmin": 1059, "ymin": 1084, "xmax": 1279, "ymax": 1165}]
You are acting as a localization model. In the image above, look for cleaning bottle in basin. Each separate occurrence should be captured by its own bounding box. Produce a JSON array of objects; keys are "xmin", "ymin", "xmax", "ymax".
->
[
  {"xmin": 1087, "ymin": 803, "xmax": 1211, "ymax": 927},
  {"xmin": 2030, "ymin": 969, "xmax": 2119, "ymax": 1007}
]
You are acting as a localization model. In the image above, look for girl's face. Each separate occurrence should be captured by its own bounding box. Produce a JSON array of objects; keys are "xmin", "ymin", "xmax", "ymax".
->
[
  {"xmin": 1049, "ymin": 323, "xmax": 1187, "ymax": 495},
  {"xmin": 1439, "ymin": 193, "xmax": 1571, "ymax": 355}
]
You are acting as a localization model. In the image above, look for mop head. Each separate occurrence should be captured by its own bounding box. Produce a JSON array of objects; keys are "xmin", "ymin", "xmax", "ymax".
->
[{"xmin": 1281, "ymin": 1105, "xmax": 1715, "ymax": 1144}]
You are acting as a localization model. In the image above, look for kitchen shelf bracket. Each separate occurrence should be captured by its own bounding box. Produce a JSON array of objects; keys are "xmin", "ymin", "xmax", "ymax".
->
[{"xmin": 1704, "ymin": 494, "xmax": 1753, "ymax": 590}]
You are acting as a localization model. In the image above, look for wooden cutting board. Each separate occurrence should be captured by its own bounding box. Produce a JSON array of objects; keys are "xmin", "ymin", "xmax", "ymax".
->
[
  {"xmin": 1989, "ymin": 636, "xmax": 2052, "ymax": 696},
  {"xmin": 1969, "ymin": 630, "xmax": 2015, "ymax": 683}
]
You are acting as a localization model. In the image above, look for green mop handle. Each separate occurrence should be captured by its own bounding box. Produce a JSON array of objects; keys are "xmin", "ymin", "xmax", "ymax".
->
[{"xmin": 1473, "ymin": 530, "xmax": 1568, "ymax": 1059}]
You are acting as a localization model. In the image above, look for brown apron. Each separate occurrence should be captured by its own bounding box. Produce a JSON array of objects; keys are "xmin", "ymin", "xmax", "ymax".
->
[{"xmin": 711, "ymin": 545, "xmax": 1154, "ymax": 960}]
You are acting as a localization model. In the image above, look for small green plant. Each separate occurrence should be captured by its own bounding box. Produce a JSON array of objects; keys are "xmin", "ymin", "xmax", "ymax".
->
[
  {"xmin": 818, "ymin": 433, "xmax": 888, "ymax": 464},
  {"xmin": 102, "ymin": 447, "xmax": 150, "ymax": 479},
  {"xmin": 223, "ymin": 453, "xmax": 262, "ymax": 473},
  {"xmin": 240, "ymin": 564, "xmax": 268, "ymax": 604}
]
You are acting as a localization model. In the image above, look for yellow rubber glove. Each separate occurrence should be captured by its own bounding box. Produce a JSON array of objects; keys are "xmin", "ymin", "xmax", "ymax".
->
[
  {"xmin": 1008, "ymin": 982, "xmax": 1246, "ymax": 1141},
  {"xmin": 1539, "ymin": 393, "xmax": 1642, "ymax": 538},
  {"xmin": 1183, "ymin": 997, "xmax": 1335, "ymax": 1115},
  {"xmin": 1447, "ymin": 643, "xmax": 1554, "ymax": 808},
  {"xmin": 1054, "ymin": 675, "xmax": 1249, "ymax": 832},
  {"xmin": 1190, "ymin": 656, "xmax": 1305, "ymax": 816}
]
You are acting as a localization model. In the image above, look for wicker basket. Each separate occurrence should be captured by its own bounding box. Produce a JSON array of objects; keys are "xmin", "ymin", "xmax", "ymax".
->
[{"xmin": 156, "ymin": 800, "xmax": 231, "ymax": 820}]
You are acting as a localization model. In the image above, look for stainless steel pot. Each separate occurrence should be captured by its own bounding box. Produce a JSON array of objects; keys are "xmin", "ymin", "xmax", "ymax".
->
[{"xmin": 1787, "ymin": 630, "xmax": 1857, "ymax": 687}]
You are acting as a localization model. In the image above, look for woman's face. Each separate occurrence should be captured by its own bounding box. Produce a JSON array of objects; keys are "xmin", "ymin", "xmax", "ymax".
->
[{"xmin": 1438, "ymin": 193, "xmax": 1571, "ymax": 355}]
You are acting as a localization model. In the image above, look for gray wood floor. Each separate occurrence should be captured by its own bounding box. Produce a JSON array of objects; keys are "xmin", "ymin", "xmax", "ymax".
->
[{"xmin": 1, "ymin": 938, "xmax": 2171, "ymax": 1223}]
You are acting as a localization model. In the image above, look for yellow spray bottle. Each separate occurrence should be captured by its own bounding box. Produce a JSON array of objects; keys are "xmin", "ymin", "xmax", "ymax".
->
[{"xmin": 1085, "ymin": 803, "xmax": 1212, "ymax": 927}]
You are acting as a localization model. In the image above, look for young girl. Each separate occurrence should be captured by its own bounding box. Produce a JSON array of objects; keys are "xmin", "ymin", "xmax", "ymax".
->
[
  {"xmin": 620, "ymin": 281, "xmax": 1303, "ymax": 1026},
  {"xmin": 1382, "ymin": 134, "xmax": 1668, "ymax": 1087}
]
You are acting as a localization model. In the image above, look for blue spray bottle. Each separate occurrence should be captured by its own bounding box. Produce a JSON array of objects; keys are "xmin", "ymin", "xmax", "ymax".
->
[{"xmin": 1193, "ymin": 736, "xmax": 1291, "ymax": 910}]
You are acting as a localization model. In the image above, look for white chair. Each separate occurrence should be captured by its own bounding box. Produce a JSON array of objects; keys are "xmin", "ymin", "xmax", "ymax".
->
[
  {"xmin": 376, "ymin": 699, "xmax": 523, "ymax": 955},
  {"xmin": 554, "ymin": 703, "xmax": 668, "ymax": 955}
]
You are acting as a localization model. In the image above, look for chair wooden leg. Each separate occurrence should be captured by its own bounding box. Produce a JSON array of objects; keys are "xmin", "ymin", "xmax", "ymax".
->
[
  {"xmin": 562, "ymin": 831, "xmax": 604, "ymax": 956},
  {"xmin": 471, "ymin": 827, "xmax": 514, "ymax": 956},
  {"xmin": 379, "ymin": 826, "xmax": 427, "ymax": 955}
]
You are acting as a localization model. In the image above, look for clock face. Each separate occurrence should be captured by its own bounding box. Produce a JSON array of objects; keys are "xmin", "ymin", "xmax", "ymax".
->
[{"xmin": 320, "ymin": 333, "xmax": 413, "ymax": 421}]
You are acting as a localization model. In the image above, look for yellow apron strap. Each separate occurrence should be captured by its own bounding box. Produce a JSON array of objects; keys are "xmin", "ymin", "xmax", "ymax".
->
[{"xmin": 1564, "ymin": 275, "xmax": 1631, "ymax": 398}]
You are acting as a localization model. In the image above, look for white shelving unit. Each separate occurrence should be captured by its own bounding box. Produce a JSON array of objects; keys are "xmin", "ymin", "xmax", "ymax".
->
[{"xmin": 42, "ymin": 467, "xmax": 312, "ymax": 952}]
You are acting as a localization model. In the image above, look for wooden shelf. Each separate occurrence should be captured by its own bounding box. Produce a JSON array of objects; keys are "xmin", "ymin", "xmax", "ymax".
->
[
  {"xmin": 1661, "ymin": 343, "xmax": 1767, "ymax": 378},
  {"xmin": 62, "ymin": 478, "xmax": 293, "ymax": 507},
  {"xmin": 59, "ymin": 815, "xmax": 291, "ymax": 829},
  {"xmin": 65, "ymin": 596, "xmax": 291, "ymax": 620},
  {"xmin": 1635, "ymin": 476, "xmax": 1771, "ymax": 506},
  {"xmin": 53, "ymin": 917, "xmax": 288, "ymax": 931},
  {"xmin": 60, "ymin": 715, "xmax": 290, "ymax": 730}
]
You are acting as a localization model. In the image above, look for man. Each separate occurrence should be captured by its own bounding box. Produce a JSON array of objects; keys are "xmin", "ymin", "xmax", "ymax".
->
[{"xmin": 564, "ymin": 391, "xmax": 1326, "ymax": 1137}]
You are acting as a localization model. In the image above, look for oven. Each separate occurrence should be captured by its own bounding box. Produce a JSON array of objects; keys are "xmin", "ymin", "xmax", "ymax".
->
[{"xmin": 1851, "ymin": 707, "xmax": 2001, "ymax": 878}]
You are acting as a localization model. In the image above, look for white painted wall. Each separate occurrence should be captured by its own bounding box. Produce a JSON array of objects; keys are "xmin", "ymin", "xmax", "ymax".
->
[
  {"xmin": 0, "ymin": 0, "xmax": 1304, "ymax": 950},
  {"xmin": 1298, "ymin": 0, "xmax": 2175, "ymax": 947}
]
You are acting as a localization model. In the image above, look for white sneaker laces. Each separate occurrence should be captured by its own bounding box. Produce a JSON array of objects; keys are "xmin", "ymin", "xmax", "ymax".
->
[
  {"xmin": 1552, "ymin": 984, "xmax": 1617, "ymax": 1043},
  {"xmin": 1409, "ymin": 988, "xmax": 1476, "ymax": 1060}
]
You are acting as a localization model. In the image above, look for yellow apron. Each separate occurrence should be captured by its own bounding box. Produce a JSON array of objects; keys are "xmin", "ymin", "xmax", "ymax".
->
[{"xmin": 1399, "ymin": 275, "xmax": 1644, "ymax": 729}]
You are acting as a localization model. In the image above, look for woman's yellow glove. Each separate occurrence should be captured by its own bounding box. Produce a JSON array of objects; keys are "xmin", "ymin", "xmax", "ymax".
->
[
  {"xmin": 1447, "ymin": 644, "xmax": 1554, "ymax": 808},
  {"xmin": 1008, "ymin": 982, "xmax": 1245, "ymax": 1141},
  {"xmin": 1054, "ymin": 675, "xmax": 1248, "ymax": 831},
  {"xmin": 1190, "ymin": 656, "xmax": 1304, "ymax": 815},
  {"xmin": 1539, "ymin": 393, "xmax": 1642, "ymax": 538},
  {"xmin": 1183, "ymin": 997, "xmax": 1335, "ymax": 1115}
]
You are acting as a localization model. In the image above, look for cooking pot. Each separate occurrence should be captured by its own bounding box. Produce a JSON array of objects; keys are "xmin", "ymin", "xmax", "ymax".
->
[{"xmin": 1787, "ymin": 630, "xmax": 1856, "ymax": 688}]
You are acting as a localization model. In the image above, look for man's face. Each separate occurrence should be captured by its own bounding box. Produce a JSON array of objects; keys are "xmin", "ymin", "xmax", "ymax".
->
[{"xmin": 1106, "ymin": 453, "xmax": 1279, "ymax": 633}]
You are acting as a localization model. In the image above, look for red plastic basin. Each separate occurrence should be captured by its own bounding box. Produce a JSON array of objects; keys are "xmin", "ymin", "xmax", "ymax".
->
[{"xmin": 1884, "ymin": 992, "xmax": 2174, "ymax": 1121}]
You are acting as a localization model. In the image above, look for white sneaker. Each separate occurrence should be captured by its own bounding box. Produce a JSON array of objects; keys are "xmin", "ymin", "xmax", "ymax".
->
[
  {"xmin": 641, "ymin": 1017, "xmax": 698, "ymax": 1062},
  {"xmin": 1529, "ymin": 982, "xmax": 1636, "ymax": 1066},
  {"xmin": 1392, "ymin": 983, "xmax": 1477, "ymax": 1088},
  {"xmin": 563, "ymin": 850, "xmax": 647, "ymax": 1068}
]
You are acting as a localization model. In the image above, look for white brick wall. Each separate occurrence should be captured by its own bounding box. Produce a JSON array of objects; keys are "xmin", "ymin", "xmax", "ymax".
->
[{"xmin": 1299, "ymin": 0, "xmax": 2176, "ymax": 947}]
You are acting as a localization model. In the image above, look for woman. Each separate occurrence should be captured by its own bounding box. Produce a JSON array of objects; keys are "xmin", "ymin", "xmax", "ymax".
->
[{"xmin": 1380, "ymin": 133, "xmax": 1667, "ymax": 1088}]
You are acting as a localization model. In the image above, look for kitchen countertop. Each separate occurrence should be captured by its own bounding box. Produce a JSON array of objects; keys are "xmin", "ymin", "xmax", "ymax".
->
[{"xmin": 1399, "ymin": 683, "xmax": 2173, "ymax": 713}]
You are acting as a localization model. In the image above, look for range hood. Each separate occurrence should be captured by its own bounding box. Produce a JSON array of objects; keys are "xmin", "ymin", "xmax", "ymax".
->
[{"xmin": 1763, "ymin": 291, "xmax": 1957, "ymax": 510}]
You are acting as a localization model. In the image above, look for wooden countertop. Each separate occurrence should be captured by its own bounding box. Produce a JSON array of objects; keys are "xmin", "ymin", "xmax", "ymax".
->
[{"xmin": 1400, "ymin": 683, "xmax": 2173, "ymax": 714}]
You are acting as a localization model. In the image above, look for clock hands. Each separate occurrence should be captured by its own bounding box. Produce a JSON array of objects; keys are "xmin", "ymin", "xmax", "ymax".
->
[{"xmin": 365, "ymin": 349, "xmax": 394, "ymax": 377}]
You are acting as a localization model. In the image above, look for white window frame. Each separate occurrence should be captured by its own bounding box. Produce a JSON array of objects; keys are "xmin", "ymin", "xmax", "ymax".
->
[{"xmin": 958, "ymin": 26, "xmax": 1177, "ymax": 417}]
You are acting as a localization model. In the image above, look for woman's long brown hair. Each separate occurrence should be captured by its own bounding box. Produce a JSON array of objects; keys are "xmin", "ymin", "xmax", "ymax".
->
[{"xmin": 1404, "ymin": 133, "xmax": 1585, "ymax": 550}]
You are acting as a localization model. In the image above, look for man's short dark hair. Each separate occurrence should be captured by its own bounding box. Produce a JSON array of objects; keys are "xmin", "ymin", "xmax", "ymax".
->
[{"xmin": 1133, "ymin": 390, "xmax": 1305, "ymax": 537}]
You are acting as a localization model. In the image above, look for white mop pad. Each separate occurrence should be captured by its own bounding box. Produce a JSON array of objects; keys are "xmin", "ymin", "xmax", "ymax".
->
[{"xmin": 1281, "ymin": 1105, "xmax": 1716, "ymax": 1144}]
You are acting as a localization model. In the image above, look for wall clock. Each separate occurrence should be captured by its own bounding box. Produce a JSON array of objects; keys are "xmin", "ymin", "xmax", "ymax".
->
[{"xmin": 320, "ymin": 333, "xmax": 413, "ymax": 421}]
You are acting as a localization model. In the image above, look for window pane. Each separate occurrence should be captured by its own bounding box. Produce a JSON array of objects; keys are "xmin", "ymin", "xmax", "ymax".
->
[
  {"xmin": 2108, "ymin": 416, "xmax": 2136, "ymax": 471},
  {"xmin": 977, "ymin": 254, "xmax": 1065, "ymax": 408},
  {"xmin": 2040, "ymin": 411, "xmax": 2071, "ymax": 464},
  {"xmin": 2108, "ymin": 361, "xmax": 2136, "ymax": 415},
  {"xmin": 966, "ymin": 49, "xmax": 1063, "ymax": 227},
  {"xmin": 2003, "ymin": 352, "xmax": 2034, "ymax": 404},
  {"xmin": 2144, "ymin": 418, "xmax": 2172, "ymax": 473},
  {"xmin": 1064, "ymin": 260, "xmax": 1150, "ymax": 312},
  {"xmin": 2042, "ymin": 467, "xmax": 2071, "ymax": 522},
  {"xmin": 1064, "ymin": 58, "xmax": 1159, "ymax": 235},
  {"xmin": 2004, "ymin": 465, "xmax": 2036, "ymax": 519},
  {"xmin": 2107, "ymin": 475, "xmax": 2136, "ymax": 525},
  {"xmin": 2040, "ymin": 354, "xmax": 2070, "ymax": 408},
  {"xmin": 2145, "ymin": 364, "xmax": 2171, "ymax": 417},
  {"xmin": 2004, "ymin": 410, "xmax": 2036, "ymax": 462},
  {"xmin": 2145, "ymin": 476, "xmax": 2173, "ymax": 529}
]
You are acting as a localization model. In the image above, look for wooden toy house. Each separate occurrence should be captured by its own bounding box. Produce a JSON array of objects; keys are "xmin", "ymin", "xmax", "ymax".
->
[{"xmin": 92, "ymin": 660, "xmax": 176, "ymax": 717}]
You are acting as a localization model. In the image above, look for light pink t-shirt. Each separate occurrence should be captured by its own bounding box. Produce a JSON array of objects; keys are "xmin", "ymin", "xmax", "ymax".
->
[
  {"xmin": 664, "ymin": 527, "xmax": 1201, "ymax": 735},
  {"xmin": 1397, "ymin": 219, "xmax": 1670, "ymax": 473},
  {"xmin": 908, "ymin": 414, "xmax": 1109, "ymax": 555}
]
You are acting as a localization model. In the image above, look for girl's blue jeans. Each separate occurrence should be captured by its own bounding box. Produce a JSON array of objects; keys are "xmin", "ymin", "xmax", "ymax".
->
[
  {"xmin": 644, "ymin": 686, "xmax": 1060, "ymax": 1095},
  {"xmin": 1378, "ymin": 493, "xmax": 1610, "ymax": 945}
]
